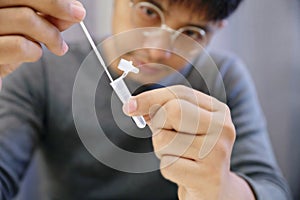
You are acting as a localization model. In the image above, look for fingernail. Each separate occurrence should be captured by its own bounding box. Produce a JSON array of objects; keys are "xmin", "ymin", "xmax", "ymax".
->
[
  {"xmin": 61, "ymin": 41, "xmax": 69, "ymax": 55},
  {"xmin": 123, "ymin": 98, "xmax": 137, "ymax": 115},
  {"xmin": 71, "ymin": 1, "xmax": 86, "ymax": 20}
]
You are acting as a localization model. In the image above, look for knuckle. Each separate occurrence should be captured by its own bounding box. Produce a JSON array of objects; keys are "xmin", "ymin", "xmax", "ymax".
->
[
  {"xmin": 211, "ymin": 97, "xmax": 221, "ymax": 111},
  {"xmin": 219, "ymin": 103, "xmax": 230, "ymax": 114},
  {"xmin": 223, "ymin": 122, "xmax": 236, "ymax": 142},
  {"xmin": 172, "ymin": 85, "xmax": 188, "ymax": 92},
  {"xmin": 171, "ymin": 85, "xmax": 191, "ymax": 98},
  {"xmin": 223, "ymin": 106, "xmax": 235, "ymax": 136},
  {"xmin": 11, "ymin": 36, "xmax": 27, "ymax": 54},
  {"xmin": 160, "ymin": 167, "xmax": 168, "ymax": 179},
  {"xmin": 29, "ymin": 48, "xmax": 42, "ymax": 62},
  {"xmin": 154, "ymin": 151, "xmax": 162, "ymax": 159},
  {"xmin": 214, "ymin": 125, "xmax": 235, "ymax": 158},
  {"xmin": 152, "ymin": 131, "xmax": 163, "ymax": 149},
  {"xmin": 160, "ymin": 163, "xmax": 171, "ymax": 180},
  {"xmin": 18, "ymin": 7, "xmax": 36, "ymax": 26},
  {"xmin": 48, "ymin": 26, "xmax": 61, "ymax": 41},
  {"xmin": 215, "ymin": 106, "xmax": 235, "ymax": 143},
  {"xmin": 215, "ymin": 140, "xmax": 229, "ymax": 159},
  {"xmin": 42, "ymin": 26, "xmax": 63, "ymax": 53},
  {"xmin": 12, "ymin": 37, "xmax": 42, "ymax": 62},
  {"xmin": 165, "ymin": 99, "xmax": 181, "ymax": 117},
  {"xmin": 16, "ymin": 7, "xmax": 63, "ymax": 52},
  {"xmin": 153, "ymin": 131, "xmax": 173, "ymax": 152},
  {"xmin": 224, "ymin": 104, "xmax": 231, "ymax": 114},
  {"xmin": 164, "ymin": 100, "xmax": 184, "ymax": 130}
]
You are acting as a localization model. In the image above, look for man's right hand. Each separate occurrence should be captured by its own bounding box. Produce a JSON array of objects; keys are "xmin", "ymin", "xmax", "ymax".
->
[{"xmin": 0, "ymin": 0, "xmax": 86, "ymax": 76}]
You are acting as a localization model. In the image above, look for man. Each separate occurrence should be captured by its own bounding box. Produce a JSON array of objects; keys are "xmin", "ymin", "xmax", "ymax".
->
[{"xmin": 0, "ymin": 0, "xmax": 291, "ymax": 199}]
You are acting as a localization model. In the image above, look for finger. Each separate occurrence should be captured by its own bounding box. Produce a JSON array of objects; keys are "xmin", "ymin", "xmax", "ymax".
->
[
  {"xmin": 123, "ymin": 85, "xmax": 222, "ymax": 117},
  {"xmin": 42, "ymin": 15, "xmax": 76, "ymax": 31},
  {"xmin": 160, "ymin": 155, "xmax": 201, "ymax": 189},
  {"xmin": 0, "ymin": 63, "xmax": 21, "ymax": 77},
  {"xmin": 150, "ymin": 99, "xmax": 229, "ymax": 160},
  {"xmin": 152, "ymin": 129, "xmax": 205, "ymax": 161},
  {"xmin": 0, "ymin": 0, "xmax": 86, "ymax": 22},
  {"xmin": 0, "ymin": 36, "xmax": 42, "ymax": 64},
  {"xmin": 151, "ymin": 99, "xmax": 212, "ymax": 134},
  {"xmin": 151, "ymin": 101, "xmax": 232, "ymax": 161},
  {"xmin": 0, "ymin": 7, "xmax": 68, "ymax": 56}
]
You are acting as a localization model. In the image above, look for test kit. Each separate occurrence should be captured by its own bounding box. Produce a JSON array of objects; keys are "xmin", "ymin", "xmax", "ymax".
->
[{"xmin": 79, "ymin": 22, "xmax": 147, "ymax": 129}]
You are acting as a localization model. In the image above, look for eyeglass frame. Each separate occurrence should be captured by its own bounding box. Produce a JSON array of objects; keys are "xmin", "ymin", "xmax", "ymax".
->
[{"xmin": 128, "ymin": 0, "xmax": 208, "ymax": 45}]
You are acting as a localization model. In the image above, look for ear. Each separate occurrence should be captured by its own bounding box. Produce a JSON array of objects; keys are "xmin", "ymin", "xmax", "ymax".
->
[{"xmin": 218, "ymin": 20, "xmax": 228, "ymax": 30}]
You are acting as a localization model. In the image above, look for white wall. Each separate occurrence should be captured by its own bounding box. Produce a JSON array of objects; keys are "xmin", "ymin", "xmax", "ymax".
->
[{"xmin": 211, "ymin": 1, "xmax": 300, "ymax": 198}]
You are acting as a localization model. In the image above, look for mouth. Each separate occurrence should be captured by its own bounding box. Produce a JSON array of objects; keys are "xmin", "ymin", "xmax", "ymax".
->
[{"xmin": 131, "ymin": 57, "xmax": 162, "ymax": 75}]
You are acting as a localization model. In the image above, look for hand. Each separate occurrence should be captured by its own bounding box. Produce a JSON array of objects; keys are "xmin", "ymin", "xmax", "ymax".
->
[
  {"xmin": 0, "ymin": 0, "xmax": 86, "ymax": 76},
  {"xmin": 123, "ymin": 85, "xmax": 255, "ymax": 200}
]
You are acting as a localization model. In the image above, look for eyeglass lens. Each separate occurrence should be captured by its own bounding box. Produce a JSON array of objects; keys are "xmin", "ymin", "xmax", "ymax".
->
[{"xmin": 131, "ymin": 1, "xmax": 206, "ymax": 44}]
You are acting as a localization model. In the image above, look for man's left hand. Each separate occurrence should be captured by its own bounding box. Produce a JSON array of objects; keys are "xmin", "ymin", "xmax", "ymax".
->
[{"xmin": 123, "ymin": 85, "xmax": 255, "ymax": 200}]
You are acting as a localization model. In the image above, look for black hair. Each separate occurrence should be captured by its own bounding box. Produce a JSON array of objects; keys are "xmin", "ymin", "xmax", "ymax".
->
[{"xmin": 166, "ymin": 0, "xmax": 244, "ymax": 21}]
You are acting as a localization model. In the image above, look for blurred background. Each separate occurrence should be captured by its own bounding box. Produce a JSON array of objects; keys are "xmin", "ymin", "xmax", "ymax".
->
[{"xmin": 16, "ymin": 0, "xmax": 300, "ymax": 199}]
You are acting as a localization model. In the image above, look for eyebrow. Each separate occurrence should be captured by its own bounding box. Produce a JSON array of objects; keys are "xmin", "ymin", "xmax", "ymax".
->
[{"xmin": 147, "ymin": 0, "xmax": 166, "ymax": 12}]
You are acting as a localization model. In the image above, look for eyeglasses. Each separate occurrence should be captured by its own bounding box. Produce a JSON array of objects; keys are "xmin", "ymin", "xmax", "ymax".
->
[{"xmin": 129, "ymin": 0, "xmax": 208, "ymax": 45}]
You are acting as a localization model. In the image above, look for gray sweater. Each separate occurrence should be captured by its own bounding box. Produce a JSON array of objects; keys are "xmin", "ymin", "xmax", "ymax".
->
[{"xmin": 0, "ymin": 42, "xmax": 291, "ymax": 199}]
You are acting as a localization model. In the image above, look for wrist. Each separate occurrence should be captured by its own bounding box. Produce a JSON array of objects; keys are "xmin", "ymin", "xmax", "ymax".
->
[{"xmin": 223, "ymin": 172, "xmax": 256, "ymax": 200}]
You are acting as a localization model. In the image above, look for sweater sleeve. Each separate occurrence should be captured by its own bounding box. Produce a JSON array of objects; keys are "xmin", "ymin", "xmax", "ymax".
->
[
  {"xmin": 0, "ymin": 60, "xmax": 45, "ymax": 199},
  {"xmin": 219, "ymin": 55, "xmax": 292, "ymax": 200}
]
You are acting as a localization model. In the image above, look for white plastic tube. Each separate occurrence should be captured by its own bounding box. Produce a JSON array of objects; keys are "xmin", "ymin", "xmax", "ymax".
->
[{"xmin": 110, "ymin": 77, "xmax": 147, "ymax": 129}]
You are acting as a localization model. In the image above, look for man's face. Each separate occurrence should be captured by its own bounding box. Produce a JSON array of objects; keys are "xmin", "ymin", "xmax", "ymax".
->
[{"xmin": 110, "ymin": 0, "xmax": 221, "ymax": 84}]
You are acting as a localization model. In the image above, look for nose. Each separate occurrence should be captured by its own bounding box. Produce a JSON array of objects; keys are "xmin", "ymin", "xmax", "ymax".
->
[
  {"xmin": 143, "ymin": 29, "xmax": 173, "ymax": 61},
  {"xmin": 148, "ymin": 48, "xmax": 171, "ymax": 61}
]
